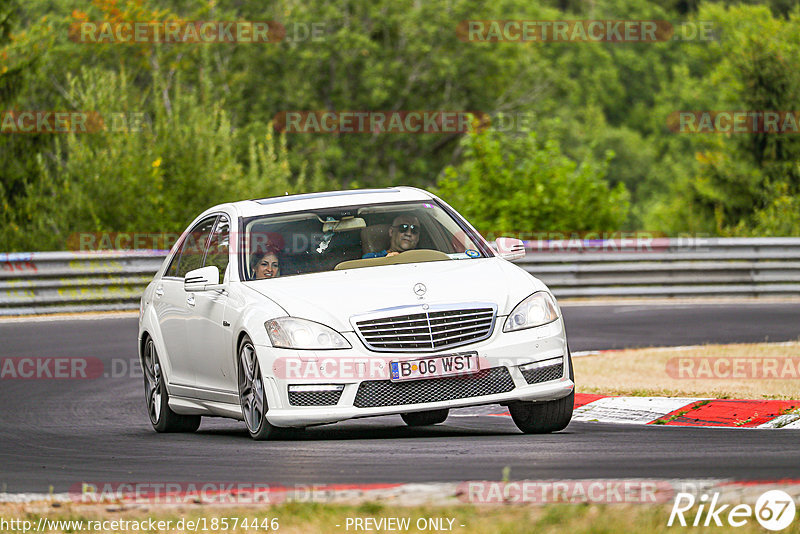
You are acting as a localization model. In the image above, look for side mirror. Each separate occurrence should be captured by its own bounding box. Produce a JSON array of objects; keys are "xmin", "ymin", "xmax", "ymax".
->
[
  {"xmin": 184, "ymin": 266, "xmax": 225, "ymax": 292},
  {"xmin": 495, "ymin": 237, "xmax": 525, "ymax": 261}
]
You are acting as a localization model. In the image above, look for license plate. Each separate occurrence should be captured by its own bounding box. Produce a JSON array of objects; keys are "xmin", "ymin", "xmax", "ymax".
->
[{"xmin": 390, "ymin": 351, "xmax": 479, "ymax": 382}]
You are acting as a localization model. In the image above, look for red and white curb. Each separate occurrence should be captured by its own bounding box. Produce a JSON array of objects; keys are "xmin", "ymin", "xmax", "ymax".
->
[
  {"xmin": 568, "ymin": 394, "xmax": 800, "ymax": 428},
  {"xmin": 567, "ymin": 343, "xmax": 800, "ymax": 428},
  {"xmin": 480, "ymin": 395, "xmax": 800, "ymax": 428}
]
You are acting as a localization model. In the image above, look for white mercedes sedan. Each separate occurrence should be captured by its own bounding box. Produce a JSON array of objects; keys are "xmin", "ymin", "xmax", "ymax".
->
[{"xmin": 138, "ymin": 187, "xmax": 574, "ymax": 439}]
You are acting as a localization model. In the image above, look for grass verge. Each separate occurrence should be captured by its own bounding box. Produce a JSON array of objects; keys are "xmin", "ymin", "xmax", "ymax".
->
[{"xmin": 0, "ymin": 501, "xmax": 790, "ymax": 534}]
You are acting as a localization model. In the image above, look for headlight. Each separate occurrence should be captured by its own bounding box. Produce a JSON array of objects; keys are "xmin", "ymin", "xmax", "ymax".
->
[
  {"xmin": 265, "ymin": 317, "xmax": 351, "ymax": 350},
  {"xmin": 503, "ymin": 291, "xmax": 559, "ymax": 332}
]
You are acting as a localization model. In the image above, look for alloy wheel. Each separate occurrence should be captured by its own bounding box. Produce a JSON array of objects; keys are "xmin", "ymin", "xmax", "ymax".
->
[
  {"xmin": 143, "ymin": 339, "xmax": 162, "ymax": 424},
  {"xmin": 239, "ymin": 341, "xmax": 265, "ymax": 434}
]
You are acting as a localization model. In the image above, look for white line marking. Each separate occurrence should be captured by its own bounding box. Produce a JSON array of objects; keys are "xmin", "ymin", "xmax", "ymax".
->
[
  {"xmin": 572, "ymin": 396, "xmax": 708, "ymax": 424},
  {"xmin": 572, "ymin": 341, "xmax": 800, "ymax": 358}
]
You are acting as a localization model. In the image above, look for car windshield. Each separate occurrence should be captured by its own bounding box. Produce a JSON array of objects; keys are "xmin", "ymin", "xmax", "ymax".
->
[{"xmin": 242, "ymin": 201, "xmax": 488, "ymax": 280}]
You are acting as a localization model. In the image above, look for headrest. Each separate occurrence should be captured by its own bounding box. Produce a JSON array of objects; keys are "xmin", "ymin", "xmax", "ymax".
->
[{"xmin": 361, "ymin": 224, "xmax": 391, "ymax": 254}]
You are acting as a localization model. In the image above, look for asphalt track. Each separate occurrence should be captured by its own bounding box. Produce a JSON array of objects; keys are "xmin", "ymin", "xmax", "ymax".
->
[{"xmin": 1, "ymin": 303, "xmax": 799, "ymax": 493}]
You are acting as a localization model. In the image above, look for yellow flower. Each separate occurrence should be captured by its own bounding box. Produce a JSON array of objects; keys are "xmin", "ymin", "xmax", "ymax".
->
[{"xmin": 152, "ymin": 157, "xmax": 162, "ymax": 168}]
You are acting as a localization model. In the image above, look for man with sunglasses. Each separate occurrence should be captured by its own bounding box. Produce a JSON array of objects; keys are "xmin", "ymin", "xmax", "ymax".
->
[{"xmin": 363, "ymin": 214, "xmax": 421, "ymax": 258}]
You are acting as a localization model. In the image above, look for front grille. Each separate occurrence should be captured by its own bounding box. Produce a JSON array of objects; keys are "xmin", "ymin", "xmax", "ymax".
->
[
  {"xmin": 521, "ymin": 363, "xmax": 564, "ymax": 385},
  {"xmin": 355, "ymin": 306, "xmax": 495, "ymax": 352},
  {"xmin": 288, "ymin": 389, "xmax": 343, "ymax": 406},
  {"xmin": 353, "ymin": 366, "xmax": 514, "ymax": 408}
]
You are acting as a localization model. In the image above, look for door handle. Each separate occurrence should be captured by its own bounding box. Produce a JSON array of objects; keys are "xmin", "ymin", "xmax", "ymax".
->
[
  {"xmin": 186, "ymin": 294, "xmax": 195, "ymax": 307},
  {"xmin": 155, "ymin": 286, "xmax": 164, "ymax": 298}
]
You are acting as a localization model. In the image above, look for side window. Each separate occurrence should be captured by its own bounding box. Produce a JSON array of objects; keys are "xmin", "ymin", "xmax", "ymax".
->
[
  {"xmin": 172, "ymin": 216, "xmax": 218, "ymax": 278},
  {"xmin": 165, "ymin": 244, "xmax": 183, "ymax": 278},
  {"xmin": 204, "ymin": 215, "xmax": 230, "ymax": 277}
]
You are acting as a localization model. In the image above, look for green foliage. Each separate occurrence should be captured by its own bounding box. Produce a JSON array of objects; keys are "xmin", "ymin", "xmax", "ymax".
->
[
  {"xmin": 1, "ymin": 64, "xmax": 314, "ymax": 250},
  {"xmin": 745, "ymin": 179, "xmax": 800, "ymax": 236},
  {"xmin": 2, "ymin": 0, "xmax": 800, "ymax": 252},
  {"xmin": 653, "ymin": 4, "xmax": 800, "ymax": 235},
  {"xmin": 436, "ymin": 129, "xmax": 629, "ymax": 234}
]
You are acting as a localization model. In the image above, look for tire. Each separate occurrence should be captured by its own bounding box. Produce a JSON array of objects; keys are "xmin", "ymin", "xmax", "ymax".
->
[
  {"xmin": 401, "ymin": 409, "xmax": 449, "ymax": 427},
  {"xmin": 509, "ymin": 350, "xmax": 574, "ymax": 434},
  {"xmin": 237, "ymin": 335, "xmax": 291, "ymax": 440},
  {"xmin": 142, "ymin": 337, "xmax": 201, "ymax": 433}
]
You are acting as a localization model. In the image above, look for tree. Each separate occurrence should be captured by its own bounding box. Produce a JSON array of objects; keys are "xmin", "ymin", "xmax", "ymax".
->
[
  {"xmin": 436, "ymin": 128, "xmax": 629, "ymax": 236},
  {"xmin": 682, "ymin": 5, "xmax": 800, "ymax": 235}
]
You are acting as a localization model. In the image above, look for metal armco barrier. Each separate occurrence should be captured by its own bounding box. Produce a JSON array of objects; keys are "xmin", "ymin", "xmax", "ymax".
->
[
  {"xmin": 0, "ymin": 251, "xmax": 166, "ymax": 316},
  {"xmin": 519, "ymin": 237, "xmax": 800, "ymax": 298},
  {"xmin": 2, "ymin": 237, "xmax": 800, "ymax": 316}
]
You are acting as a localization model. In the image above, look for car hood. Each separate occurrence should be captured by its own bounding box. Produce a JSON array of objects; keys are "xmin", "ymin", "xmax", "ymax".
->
[{"xmin": 244, "ymin": 258, "xmax": 546, "ymax": 332}]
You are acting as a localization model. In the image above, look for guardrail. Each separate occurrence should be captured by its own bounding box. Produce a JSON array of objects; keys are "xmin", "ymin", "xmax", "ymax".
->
[
  {"xmin": 0, "ymin": 251, "xmax": 165, "ymax": 315},
  {"xmin": 520, "ymin": 237, "xmax": 800, "ymax": 298},
  {"xmin": 2, "ymin": 237, "xmax": 800, "ymax": 315}
]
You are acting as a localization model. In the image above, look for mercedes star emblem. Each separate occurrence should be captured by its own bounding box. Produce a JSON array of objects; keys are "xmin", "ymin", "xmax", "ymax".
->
[{"xmin": 413, "ymin": 283, "xmax": 427, "ymax": 296}]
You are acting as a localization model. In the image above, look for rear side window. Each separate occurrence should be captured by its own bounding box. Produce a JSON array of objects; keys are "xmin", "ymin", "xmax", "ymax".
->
[
  {"xmin": 165, "ymin": 245, "xmax": 182, "ymax": 278},
  {"xmin": 165, "ymin": 216, "xmax": 218, "ymax": 278}
]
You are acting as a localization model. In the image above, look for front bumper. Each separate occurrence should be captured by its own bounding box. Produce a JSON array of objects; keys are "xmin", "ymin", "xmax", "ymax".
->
[{"xmin": 257, "ymin": 317, "xmax": 572, "ymax": 427}]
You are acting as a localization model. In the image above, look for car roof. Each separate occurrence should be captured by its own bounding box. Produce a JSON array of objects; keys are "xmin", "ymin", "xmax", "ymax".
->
[{"xmin": 231, "ymin": 186, "xmax": 435, "ymax": 218}]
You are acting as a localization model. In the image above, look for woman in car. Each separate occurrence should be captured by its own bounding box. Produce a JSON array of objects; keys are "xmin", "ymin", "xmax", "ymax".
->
[{"xmin": 251, "ymin": 246, "xmax": 281, "ymax": 279}]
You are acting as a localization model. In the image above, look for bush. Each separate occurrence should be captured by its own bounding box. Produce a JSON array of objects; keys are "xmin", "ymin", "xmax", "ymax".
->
[
  {"xmin": 435, "ymin": 128, "xmax": 629, "ymax": 236},
  {"xmin": 1, "ymin": 66, "xmax": 325, "ymax": 251}
]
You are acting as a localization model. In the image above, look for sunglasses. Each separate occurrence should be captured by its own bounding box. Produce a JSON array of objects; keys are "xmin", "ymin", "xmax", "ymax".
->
[{"xmin": 393, "ymin": 224, "xmax": 420, "ymax": 235}]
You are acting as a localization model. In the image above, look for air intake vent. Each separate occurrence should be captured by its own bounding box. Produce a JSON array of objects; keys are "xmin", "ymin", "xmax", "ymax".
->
[
  {"xmin": 521, "ymin": 363, "xmax": 564, "ymax": 385},
  {"xmin": 353, "ymin": 367, "xmax": 514, "ymax": 408}
]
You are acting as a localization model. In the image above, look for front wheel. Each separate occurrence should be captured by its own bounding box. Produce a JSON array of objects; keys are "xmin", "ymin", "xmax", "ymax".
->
[
  {"xmin": 142, "ymin": 337, "xmax": 201, "ymax": 433},
  {"xmin": 509, "ymin": 391, "xmax": 574, "ymax": 434},
  {"xmin": 238, "ymin": 336, "xmax": 295, "ymax": 440},
  {"xmin": 401, "ymin": 409, "xmax": 449, "ymax": 427},
  {"xmin": 509, "ymin": 351, "xmax": 574, "ymax": 434}
]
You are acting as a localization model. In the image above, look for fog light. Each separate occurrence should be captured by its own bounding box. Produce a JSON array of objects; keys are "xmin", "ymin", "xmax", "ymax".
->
[
  {"xmin": 288, "ymin": 384, "xmax": 345, "ymax": 393},
  {"xmin": 518, "ymin": 356, "xmax": 563, "ymax": 372}
]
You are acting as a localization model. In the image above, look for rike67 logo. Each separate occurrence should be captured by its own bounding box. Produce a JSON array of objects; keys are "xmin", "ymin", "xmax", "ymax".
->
[{"xmin": 668, "ymin": 490, "xmax": 796, "ymax": 531}]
